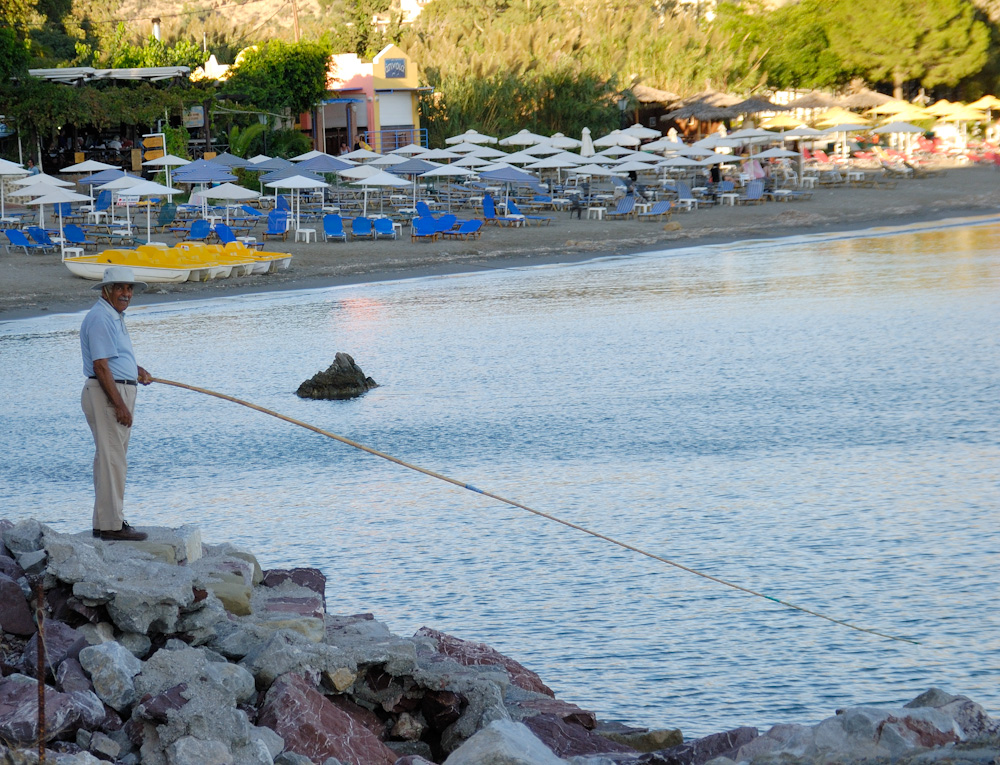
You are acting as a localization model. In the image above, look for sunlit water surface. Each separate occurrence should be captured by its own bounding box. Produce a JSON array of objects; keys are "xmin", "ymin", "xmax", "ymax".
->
[{"xmin": 2, "ymin": 217, "xmax": 999, "ymax": 737}]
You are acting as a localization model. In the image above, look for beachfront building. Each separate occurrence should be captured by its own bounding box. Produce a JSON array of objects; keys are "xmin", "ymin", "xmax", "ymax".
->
[{"xmin": 315, "ymin": 44, "xmax": 429, "ymax": 154}]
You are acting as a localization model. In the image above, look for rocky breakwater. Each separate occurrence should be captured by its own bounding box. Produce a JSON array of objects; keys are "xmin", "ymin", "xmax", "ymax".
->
[{"xmin": 0, "ymin": 517, "xmax": 996, "ymax": 765}]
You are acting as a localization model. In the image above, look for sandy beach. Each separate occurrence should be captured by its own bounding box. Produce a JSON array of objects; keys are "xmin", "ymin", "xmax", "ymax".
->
[{"xmin": 2, "ymin": 164, "xmax": 997, "ymax": 321}]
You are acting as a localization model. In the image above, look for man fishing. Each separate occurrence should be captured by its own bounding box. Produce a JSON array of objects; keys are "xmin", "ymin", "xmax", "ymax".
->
[{"xmin": 80, "ymin": 266, "xmax": 152, "ymax": 541}]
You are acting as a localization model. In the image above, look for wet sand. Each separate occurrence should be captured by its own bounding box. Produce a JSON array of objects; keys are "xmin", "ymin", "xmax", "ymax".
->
[{"xmin": 2, "ymin": 164, "xmax": 997, "ymax": 322}]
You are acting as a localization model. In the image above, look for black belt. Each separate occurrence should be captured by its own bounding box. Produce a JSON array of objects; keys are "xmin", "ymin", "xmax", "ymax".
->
[{"xmin": 89, "ymin": 376, "xmax": 137, "ymax": 386}]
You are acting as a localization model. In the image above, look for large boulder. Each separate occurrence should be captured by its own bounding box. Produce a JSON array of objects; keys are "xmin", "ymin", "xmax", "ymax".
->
[
  {"xmin": 78, "ymin": 641, "xmax": 143, "ymax": 713},
  {"xmin": 257, "ymin": 673, "xmax": 398, "ymax": 765},
  {"xmin": 296, "ymin": 352, "xmax": 378, "ymax": 400},
  {"xmin": 0, "ymin": 572, "xmax": 35, "ymax": 636},
  {"xmin": 415, "ymin": 627, "xmax": 554, "ymax": 697},
  {"xmin": 0, "ymin": 674, "xmax": 105, "ymax": 744},
  {"xmin": 734, "ymin": 689, "xmax": 1000, "ymax": 764}
]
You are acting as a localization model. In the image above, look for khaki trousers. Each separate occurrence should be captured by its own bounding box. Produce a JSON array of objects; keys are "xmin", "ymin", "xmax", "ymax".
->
[{"xmin": 81, "ymin": 379, "xmax": 136, "ymax": 532}]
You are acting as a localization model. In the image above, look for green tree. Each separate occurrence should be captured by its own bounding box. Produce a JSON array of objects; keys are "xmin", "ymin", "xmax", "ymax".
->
[
  {"xmin": 0, "ymin": 26, "xmax": 31, "ymax": 79},
  {"xmin": 223, "ymin": 40, "xmax": 332, "ymax": 115},
  {"xmin": 826, "ymin": 0, "xmax": 990, "ymax": 97},
  {"xmin": 96, "ymin": 23, "xmax": 209, "ymax": 69}
]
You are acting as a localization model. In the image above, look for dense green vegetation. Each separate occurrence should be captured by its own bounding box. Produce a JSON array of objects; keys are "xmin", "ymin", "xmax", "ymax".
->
[{"xmin": 2, "ymin": 0, "xmax": 999, "ymax": 154}]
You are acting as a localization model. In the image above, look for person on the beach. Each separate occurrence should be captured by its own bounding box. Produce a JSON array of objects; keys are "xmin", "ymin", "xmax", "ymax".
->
[
  {"xmin": 81, "ymin": 266, "xmax": 152, "ymax": 541},
  {"xmin": 26, "ymin": 159, "xmax": 39, "ymax": 175},
  {"xmin": 354, "ymin": 131, "xmax": 372, "ymax": 151}
]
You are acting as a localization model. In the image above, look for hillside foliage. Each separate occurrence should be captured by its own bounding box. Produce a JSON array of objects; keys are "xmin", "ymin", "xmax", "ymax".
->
[{"xmin": 2, "ymin": 0, "xmax": 999, "ymax": 150}]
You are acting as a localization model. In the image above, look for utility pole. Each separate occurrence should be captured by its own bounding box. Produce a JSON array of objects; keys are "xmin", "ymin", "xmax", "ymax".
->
[{"xmin": 292, "ymin": 0, "xmax": 301, "ymax": 42}]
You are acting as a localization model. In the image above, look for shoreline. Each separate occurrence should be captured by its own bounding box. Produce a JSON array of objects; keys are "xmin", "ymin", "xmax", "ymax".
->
[{"xmin": 2, "ymin": 165, "xmax": 998, "ymax": 322}]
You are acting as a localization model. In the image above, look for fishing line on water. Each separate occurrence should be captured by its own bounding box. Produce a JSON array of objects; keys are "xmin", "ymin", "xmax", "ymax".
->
[{"xmin": 152, "ymin": 377, "xmax": 919, "ymax": 645}]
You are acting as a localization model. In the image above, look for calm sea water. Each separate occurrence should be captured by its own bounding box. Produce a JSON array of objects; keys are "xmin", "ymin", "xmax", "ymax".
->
[{"xmin": 2, "ymin": 217, "xmax": 999, "ymax": 738}]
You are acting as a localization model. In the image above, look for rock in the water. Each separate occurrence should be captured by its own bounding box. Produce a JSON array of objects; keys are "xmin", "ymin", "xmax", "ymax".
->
[{"xmin": 296, "ymin": 353, "xmax": 378, "ymax": 400}]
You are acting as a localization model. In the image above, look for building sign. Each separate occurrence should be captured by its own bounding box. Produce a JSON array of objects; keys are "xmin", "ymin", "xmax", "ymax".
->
[
  {"xmin": 183, "ymin": 105, "xmax": 205, "ymax": 129},
  {"xmin": 384, "ymin": 58, "xmax": 406, "ymax": 78}
]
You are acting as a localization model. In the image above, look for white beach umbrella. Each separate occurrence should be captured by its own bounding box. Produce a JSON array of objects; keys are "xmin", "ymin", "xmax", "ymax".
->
[
  {"xmin": 467, "ymin": 145, "xmax": 509, "ymax": 159},
  {"xmin": 61, "ymin": 159, "xmax": 116, "ymax": 174},
  {"xmin": 699, "ymin": 153, "xmax": 735, "ymax": 166},
  {"xmin": 496, "ymin": 151, "xmax": 540, "ymax": 165},
  {"xmin": 338, "ymin": 164, "xmax": 383, "ymax": 180},
  {"xmin": 245, "ymin": 154, "xmax": 273, "ymax": 165},
  {"xmin": 23, "ymin": 186, "xmax": 91, "ymax": 256},
  {"xmin": 596, "ymin": 145, "xmax": 634, "ymax": 157},
  {"xmin": 567, "ymin": 163, "xmax": 625, "ymax": 177},
  {"xmin": 391, "ymin": 143, "xmax": 430, "ymax": 155},
  {"xmin": 612, "ymin": 160, "xmax": 659, "ymax": 173},
  {"xmin": 499, "ymin": 129, "xmax": 549, "ymax": 146},
  {"xmin": 644, "ymin": 138, "xmax": 688, "ymax": 152},
  {"xmin": 419, "ymin": 164, "xmax": 474, "ymax": 210},
  {"xmin": 291, "ymin": 150, "xmax": 329, "ymax": 161},
  {"xmin": 10, "ymin": 178, "xmax": 73, "ymax": 227},
  {"xmin": 657, "ymin": 156, "xmax": 704, "ymax": 167},
  {"xmin": 201, "ymin": 182, "xmax": 261, "ymax": 224},
  {"xmin": 61, "ymin": 159, "xmax": 118, "ymax": 205},
  {"xmin": 522, "ymin": 143, "xmax": 563, "ymax": 156},
  {"xmin": 593, "ymin": 130, "xmax": 641, "ymax": 148},
  {"xmin": 622, "ymin": 123, "xmax": 662, "ymax": 140},
  {"xmin": 0, "ymin": 158, "xmax": 26, "ymax": 222},
  {"xmin": 445, "ymin": 128, "xmax": 498, "ymax": 145},
  {"xmin": 12, "ymin": 172, "xmax": 72, "ymax": 188},
  {"xmin": 349, "ymin": 170, "xmax": 411, "ymax": 216},
  {"xmin": 548, "ymin": 133, "xmax": 582, "ymax": 150},
  {"xmin": 421, "ymin": 148, "xmax": 462, "ymax": 161},
  {"xmin": 755, "ymin": 148, "xmax": 801, "ymax": 159},
  {"xmin": 526, "ymin": 154, "xmax": 578, "ymax": 184},
  {"xmin": 265, "ymin": 174, "xmax": 329, "ymax": 230},
  {"xmin": 141, "ymin": 153, "xmax": 190, "ymax": 188},
  {"xmin": 580, "ymin": 127, "xmax": 595, "ymax": 157},
  {"xmin": 452, "ymin": 154, "xmax": 492, "ymax": 168},
  {"xmin": 114, "ymin": 180, "xmax": 180, "ymax": 243},
  {"xmin": 369, "ymin": 154, "xmax": 408, "ymax": 167},
  {"xmin": 340, "ymin": 147, "xmax": 383, "ymax": 161}
]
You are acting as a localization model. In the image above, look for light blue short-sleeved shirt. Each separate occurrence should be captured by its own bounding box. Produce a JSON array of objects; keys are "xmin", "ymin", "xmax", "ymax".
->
[{"xmin": 80, "ymin": 298, "xmax": 138, "ymax": 380}]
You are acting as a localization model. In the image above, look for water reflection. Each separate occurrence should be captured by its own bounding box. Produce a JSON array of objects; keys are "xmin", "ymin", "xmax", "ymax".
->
[{"xmin": 1, "ymin": 218, "xmax": 998, "ymax": 736}]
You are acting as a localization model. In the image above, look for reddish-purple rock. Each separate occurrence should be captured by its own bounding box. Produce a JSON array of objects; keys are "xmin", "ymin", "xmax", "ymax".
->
[
  {"xmin": 0, "ymin": 554, "xmax": 24, "ymax": 581},
  {"xmin": 257, "ymin": 673, "xmax": 397, "ymax": 765},
  {"xmin": 514, "ymin": 696, "xmax": 598, "ymax": 728},
  {"xmin": 638, "ymin": 726, "xmax": 758, "ymax": 765},
  {"xmin": 421, "ymin": 690, "xmax": 464, "ymax": 732},
  {"xmin": 415, "ymin": 627, "xmax": 555, "ymax": 697},
  {"xmin": 23, "ymin": 621, "xmax": 86, "ymax": 675},
  {"xmin": 0, "ymin": 676, "xmax": 100, "ymax": 743},
  {"xmin": 134, "ymin": 683, "xmax": 190, "ymax": 724},
  {"xmin": 56, "ymin": 658, "xmax": 92, "ymax": 694},
  {"xmin": 524, "ymin": 713, "xmax": 636, "ymax": 757},
  {"xmin": 0, "ymin": 573, "xmax": 35, "ymax": 636}
]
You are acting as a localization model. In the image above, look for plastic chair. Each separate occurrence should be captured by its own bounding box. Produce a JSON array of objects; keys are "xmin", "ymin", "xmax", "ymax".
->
[
  {"xmin": 323, "ymin": 214, "xmax": 347, "ymax": 242},
  {"xmin": 441, "ymin": 220, "xmax": 483, "ymax": 240},
  {"xmin": 411, "ymin": 217, "xmax": 439, "ymax": 241},
  {"xmin": 3, "ymin": 229, "xmax": 46, "ymax": 254},
  {"xmin": 262, "ymin": 210, "xmax": 289, "ymax": 241},
  {"xmin": 373, "ymin": 218, "xmax": 397, "ymax": 240},
  {"xmin": 63, "ymin": 224, "xmax": 98, "ymax": 250},
  {"xmin": 350, "ymin": 217, "xmax": 374, "ymax": 240},
  {"xmin": 25, "ymin": 226, "xmax": 57, "ymax": 252}
]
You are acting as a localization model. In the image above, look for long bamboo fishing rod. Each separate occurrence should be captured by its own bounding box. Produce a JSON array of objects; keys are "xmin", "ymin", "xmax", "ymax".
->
[{"xmin": 153, "ymin": 377, "xmax": 919, "ymax": 645}]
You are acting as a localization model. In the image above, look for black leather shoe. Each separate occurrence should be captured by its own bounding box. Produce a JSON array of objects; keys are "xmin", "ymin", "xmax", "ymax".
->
[{"xmin": 100, "ymin": 522, "xmax": 147, "ymax": 541}]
